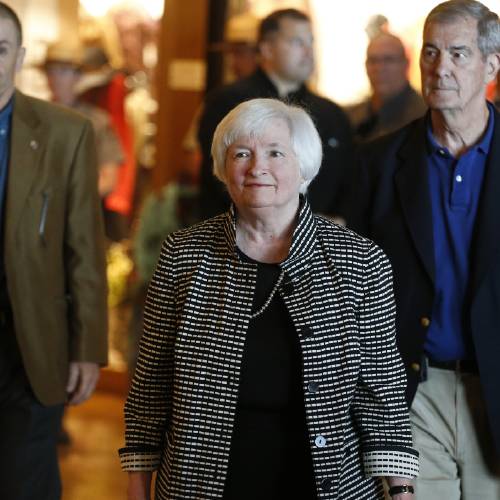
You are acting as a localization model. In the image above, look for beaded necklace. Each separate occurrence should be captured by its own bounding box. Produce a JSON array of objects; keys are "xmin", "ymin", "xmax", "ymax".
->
[{"xmin": 250, "ymin": 270, "xmax": 285, "ymax": 319}]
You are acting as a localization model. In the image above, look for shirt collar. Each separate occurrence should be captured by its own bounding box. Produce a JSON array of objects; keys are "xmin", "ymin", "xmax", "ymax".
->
[
  {"xmin": 223, "ymin": 194, "xmax": 317, "ymax": 270},
  {"xmin": 426, "ymin": 101, "xmax": 495, "ymax": 157},
  {"xmin": 256, "ymin": 67, "xmax": 308, "ymax": 102},
  {"xmin": 0, "ymin": 95, "xmax": 14, "ymax": 120}
]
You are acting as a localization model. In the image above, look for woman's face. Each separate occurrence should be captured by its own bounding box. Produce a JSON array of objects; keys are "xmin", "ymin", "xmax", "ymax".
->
[{"xmin": 225, "ymin": 118, "xmax": 303, "ymax": 215}]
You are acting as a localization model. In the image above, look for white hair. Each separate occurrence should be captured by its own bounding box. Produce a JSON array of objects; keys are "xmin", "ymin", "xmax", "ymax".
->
[
  {"xmin": 425, "ymin": 0, "xmax": 500, "ymax": 57},
  {"xmin": 211, "ymin": 98, "xmax": 323, "ymax": 194}
]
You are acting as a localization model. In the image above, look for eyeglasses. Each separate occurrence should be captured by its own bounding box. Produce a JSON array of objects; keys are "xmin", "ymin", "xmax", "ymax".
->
[{"xmin": 366, "ymin": 55, "xmax": 405, "ymax": 66}]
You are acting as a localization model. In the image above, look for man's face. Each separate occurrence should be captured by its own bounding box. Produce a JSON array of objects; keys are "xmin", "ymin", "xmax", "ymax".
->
[
  {"xmin": 366, "ymin": 36, "xmax": 408, "ymax": 101},
  {"xmin": 45, "ymin": 64, "xmax": 80, "ymax": 106},
  {"xmin": 420, "ymin": 16, "xmax": 498, "ymax": 113},
  {"xmin": 228, "ymin": 44, "xmax": 258, "ymax": 80},
  {"xmin": 0, "ymin": 17, "xmax": 24, "ymax": 102},
  {"xmin": 261, "ymin": 18, "xmax": 314, "ymax": 84}
]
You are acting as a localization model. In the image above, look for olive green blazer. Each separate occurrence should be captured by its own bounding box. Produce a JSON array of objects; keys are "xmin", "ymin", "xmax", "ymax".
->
[{"xmin": 4, "ymin": 91, "xmax": 108, "ymax": 406}]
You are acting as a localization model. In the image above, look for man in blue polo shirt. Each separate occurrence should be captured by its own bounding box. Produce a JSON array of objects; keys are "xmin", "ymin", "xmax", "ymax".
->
[{"xmin": 349, "ymin": 1, "xmax": 500, "ymax": 498}]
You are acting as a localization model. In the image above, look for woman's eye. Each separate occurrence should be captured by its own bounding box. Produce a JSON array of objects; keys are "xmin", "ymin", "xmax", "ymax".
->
[
  {"xmin": 269, "ymin": 150, "xmax": 284, "ymax": 158},
  {"xmin": 234, "ymin": 151, "xmax": 249, "ymax": 158}
]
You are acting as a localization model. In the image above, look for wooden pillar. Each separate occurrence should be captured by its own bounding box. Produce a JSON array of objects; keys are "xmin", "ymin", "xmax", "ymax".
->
[
  {"xmin": 205, "ymin": 0, "xmax": 227, "ymax": 94},
  {"xmin": 153, "ymin": 0, "xmax": 209, "ymax": 188}
]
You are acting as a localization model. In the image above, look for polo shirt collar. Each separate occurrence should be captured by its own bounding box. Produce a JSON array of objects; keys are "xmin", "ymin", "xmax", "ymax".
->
[{"xmin": 426, "ymin": 101, "xmax": 495, "ymax": 157}]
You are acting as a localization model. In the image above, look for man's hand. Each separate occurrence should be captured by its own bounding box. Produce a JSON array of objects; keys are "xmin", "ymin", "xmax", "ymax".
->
[{"xmin": 66, "ymin": 361, "xmax": 100, "ymax": 405}]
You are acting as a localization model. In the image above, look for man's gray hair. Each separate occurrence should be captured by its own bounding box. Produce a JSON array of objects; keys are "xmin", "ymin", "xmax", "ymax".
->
[
  {"xmin": 211, "ymin": 98, "xmax": 322, "ymax": 194},
  {"xmin": 424, "ymin": 0, "xmax": 500, "ymax": 57}
]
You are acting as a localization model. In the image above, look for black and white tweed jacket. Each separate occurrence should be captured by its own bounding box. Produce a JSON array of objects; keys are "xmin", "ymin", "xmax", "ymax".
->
[{"xmin": 120, "ymin": 201, "xmax": 418, "ymax": 499}]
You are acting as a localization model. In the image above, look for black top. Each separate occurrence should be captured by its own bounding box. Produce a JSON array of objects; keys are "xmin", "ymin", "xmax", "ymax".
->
[
  {"xmin": 223, "ymin": 253, "xmax": 316, "ymax": 499},
  {"xmin": 198, "ymin": 68, "xmax": 354, "ymax": 219}
]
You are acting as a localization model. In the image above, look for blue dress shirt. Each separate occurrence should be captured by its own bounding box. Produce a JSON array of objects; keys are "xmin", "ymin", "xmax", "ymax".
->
[
  {"xmin": 0, "ymin": 96, "xmax": 14, "ymax": 225},
  {"xmin": 425, "ymin": 103, "xmax": 494, "ymax": 361}
]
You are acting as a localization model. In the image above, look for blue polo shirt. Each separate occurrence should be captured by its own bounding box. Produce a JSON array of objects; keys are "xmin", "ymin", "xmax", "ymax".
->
[
  {"xmin": 424, "ymin": 103, "xmax": 494, "ymax": 361},
  {"xmin": 0, "ymin": 96, "xmax": 13, "ymax": 224}
]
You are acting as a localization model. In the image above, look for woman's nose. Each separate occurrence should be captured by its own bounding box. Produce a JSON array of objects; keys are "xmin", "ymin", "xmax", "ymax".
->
[{"xmin": 248, "ymin": 155, "xmax": 266, "ymax": 176}]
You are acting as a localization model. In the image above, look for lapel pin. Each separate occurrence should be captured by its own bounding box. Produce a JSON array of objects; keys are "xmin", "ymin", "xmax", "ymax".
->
[{"xmin": 30, "ymin": 140, "xmax": 38, "ymax": 150}]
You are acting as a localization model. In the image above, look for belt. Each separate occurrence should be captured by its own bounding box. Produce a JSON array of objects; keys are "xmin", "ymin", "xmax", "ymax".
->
[{"xmin": 427, "ymin": 358, "xmax": 479, "ymax": 374}]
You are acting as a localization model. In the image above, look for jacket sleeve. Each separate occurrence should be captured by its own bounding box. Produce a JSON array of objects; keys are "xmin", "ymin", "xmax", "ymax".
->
[
  {"xmin": 119, "ymin": 234, "xmax": 177, "ymax": 471},
  {"xmin": 352, "ymin": 242, "xmax": 419, "ymax": 478},
  {"xmin": 66, "ymin": 120, "xmax": 108, "ymax": 364},
  {"xmin": 344, "ymin": 145, "xmax": 371, "ymax": 235}
]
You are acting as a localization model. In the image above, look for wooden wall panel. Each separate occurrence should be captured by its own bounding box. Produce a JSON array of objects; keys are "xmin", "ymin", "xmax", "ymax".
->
[{"xmin": 153, "ymin": 0, "xmax": 209, "ymax": 188}]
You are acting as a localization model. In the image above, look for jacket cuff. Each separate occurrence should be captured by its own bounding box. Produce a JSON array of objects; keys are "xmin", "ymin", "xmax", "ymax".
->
[
  {"xmin": 118, "ymin": 447, "xmax": 161, "ymax": 471},
  {"xmin": 362, "ymin": 446, "xmax": 419, "ymax": 478}
]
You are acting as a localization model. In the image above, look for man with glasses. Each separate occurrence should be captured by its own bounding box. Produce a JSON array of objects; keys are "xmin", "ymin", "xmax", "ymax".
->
[{"xmin": 347, "ymin": 33, "xmax": 426, "ymax": 142}]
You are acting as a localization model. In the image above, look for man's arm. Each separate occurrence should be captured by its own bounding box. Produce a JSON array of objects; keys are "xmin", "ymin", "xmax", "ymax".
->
[
  {"xmin": 344, "ymin": 145, "xmax": 372, "ymax": 235},
  {"xmin": 65, "ymin": 120, "xmax": 108, "ymax": 402}
]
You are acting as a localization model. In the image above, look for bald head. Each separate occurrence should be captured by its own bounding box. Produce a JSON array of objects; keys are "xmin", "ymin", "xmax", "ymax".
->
[
  {"xmin": 366, "ymin": 33, "xmax": 409, "ymax": 103},
  {"xmin": 368, "ymin": 34, "xmax": 405, "ymax": 59}
]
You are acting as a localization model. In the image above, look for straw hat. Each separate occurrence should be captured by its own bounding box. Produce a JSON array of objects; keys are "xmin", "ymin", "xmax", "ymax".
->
[
  {"xmin": 42, "ymin": 40, "xmax": 85, "ymax": 70},
  {"xmin": 75, "ymin": 45, "xmax": 115, "ymax": 95}
]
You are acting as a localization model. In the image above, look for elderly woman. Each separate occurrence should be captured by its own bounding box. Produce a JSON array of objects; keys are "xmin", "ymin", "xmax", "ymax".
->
[{"xmin": 120, "ymin": 98, "xmax": 418, "ymax": 499}]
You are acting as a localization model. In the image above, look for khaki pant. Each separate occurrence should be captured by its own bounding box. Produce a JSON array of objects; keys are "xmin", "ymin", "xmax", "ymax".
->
[{"xmin": 410, "ymin": 367, "xmax": 500, "ymax": 499}]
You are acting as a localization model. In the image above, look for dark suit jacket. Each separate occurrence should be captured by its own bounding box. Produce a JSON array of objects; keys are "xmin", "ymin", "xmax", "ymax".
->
[
  {"xmin": 348, "ymin": 108, "xmax": 500, "ymax": 454},
  {"xmin": 4, "ymin": 91, "xmax": 108, "ymax": 406},
  {"xmin": 197, "ymin": 68, "xmax": 354, "ymax": 219}
]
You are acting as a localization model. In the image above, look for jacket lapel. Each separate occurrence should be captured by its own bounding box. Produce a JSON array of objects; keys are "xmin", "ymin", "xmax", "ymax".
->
[
  {"xmin": 5, "ymin": 91, "xmax": 43, "ymax": 241},
  {"xmin": 469, "ymin": 107, "xmax": 500, "ymax": 297},
  {"xmin": 394, "ymin": 118, "xmax": 435, "ymax": 284}
]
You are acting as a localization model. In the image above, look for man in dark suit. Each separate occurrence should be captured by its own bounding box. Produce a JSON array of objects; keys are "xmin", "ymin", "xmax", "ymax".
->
[
  {"xmin": 346, "ymin": 32, "xmax": 427, "ymax": 142},
  {"xmin": 198, "ymin": 8, "xmax": 353, "ymax": 221},
  {"xmin": 349, "ymin": 1, "xmax": 500, "ymax": 497},
  {"xmin": 0, "ymin": 4, "xmax": 107, "ymax": 499}
]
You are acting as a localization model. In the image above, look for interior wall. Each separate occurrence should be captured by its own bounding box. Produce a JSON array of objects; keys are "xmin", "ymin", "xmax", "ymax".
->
[{"xmin": 152, "ymin": 0, "xmax": 209, "ymax": 188}]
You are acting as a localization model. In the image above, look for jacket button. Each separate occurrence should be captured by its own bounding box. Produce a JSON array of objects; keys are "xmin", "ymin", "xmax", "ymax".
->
[
  {"xmin": 410, "ymin": 362, "xmax": 420, "ymax": 372},
  {"xmin": 320, "ymin": 478, "xmax": 333, "ymax": 491},
  {"xmin": 420, "ymin": 317, "xmax": 431, "ymax": 328},
  {"xmin": 307, "ymin": 381, "xmax": 320, "ymax": 393},
  {"xmin": 315, "ymin": 435, "xmax": 327, "ymax": 448},
  {"xmin": 300, "ymin": 327, "xmax": 313, "ymax": 338}
]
